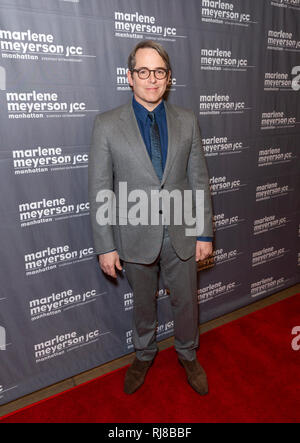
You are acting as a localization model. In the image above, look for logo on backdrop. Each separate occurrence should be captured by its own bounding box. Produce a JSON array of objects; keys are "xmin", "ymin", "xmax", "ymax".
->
[
  {"xmin": 29, "ymin": 287, "xmax": 105, "ymax": 321},
  {"xmin": 0, "ymin": 28, "xmax": 93, "ymax": 63},
  {"xmin": 252, "ymin": 246, "xmax": 288, "ymax": 267},
  {"xmin": 124, "ymin": 292, "xmax": 133, "ymax": 311},
  {"xmin": 271, "ymin": 0, "xmax": 300, "ymax": 10},
  {"xmin": 24, "ymin": 244, "xmax": 94, "ymax": 276},
  {"xmin": 292, "ymin": 66, "xmax": 300, "ymax": 91},
  {"xmin": 0, "ymin": 325, "xmax": 6, "ymax": 351},
  {"xmin": 198, "ymin": 279, "xmax": 240, "ymax": 304},
  {"xmin": 116, "ymin": 66, "xmax": 130, "ymax": 91},
  {"xmin": 253, "ymin": 215, "xmax": 289, "ymax": 235},
  {"xmin": 200, "ymin": 47, "xmax": 252, "ymax": 72},
  {"xmin": 200, "ymin": 246, "xmax": 242, "ymax": 269},
  {"xmin": 18, "ymin": 196, "xmax": 89, "ymax": 228},
  {"xmin": 255, "ymin": 181, "xmax": 292, "ymax": 202},
  {"xmin": 34, "ymin": 328, "xmax": 105, "ymax": 363},
  {"xmin": 113, "ymin": 11, "xmax": 185, "ymax": 41},
  {"xmin": 264, "ymin": 66, "xmax": 300, "ymax": 91},
  {"xmin": 257, "ymin": 146, "xmax": 294, "ymax": 167},
  {"xmin": 199, "ymin": 93, "xmax": 250, "ymax": 115},
  {"xmin": 125, "ymin": 330, "xmax": 133, "ymax": 349},
  {"xmin": 203, "ymin": 135, "xmax": 248, "ymax": 157},
  {"xmin": 213, "ymin": 211, "xmax": 245, "ymax": 232},
  {"xmin": 261, "ymin": 110, "xmax": 298, "ymax": 130},
  {"xmin": 251, "ymin": 276, "xmax": 290, "ymax": 298},
  {"xmin": 157, "ymin": 321, "xmax": 174, "ymax": 340},
  {"xmin": 12, "ymin": 145, "xmax": 89, "ymax": 175},
  {"xmin": 5, "ymin": 90, "xmax": 98, "ymax": 120},
  {"xmin": 210, "ymin": 175, "xmax": 247, "ymax": 196},
  {"xmin": 200, "ymin": 0, "xmax": 254, "ymax": 27},
  {"xmin": 267, "ymin": 29, "xmax": 300, "ymax": 52}
]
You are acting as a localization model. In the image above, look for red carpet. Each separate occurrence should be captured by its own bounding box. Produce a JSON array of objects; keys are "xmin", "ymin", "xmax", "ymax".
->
[{"xmin": 1, "ymin": 294, "xmax": 300, "ymax": 423}]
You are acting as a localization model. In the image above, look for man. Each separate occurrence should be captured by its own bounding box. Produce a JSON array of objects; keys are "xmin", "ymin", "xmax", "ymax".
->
[{"xmin": 88, "ymin": 41, "xmax": 213, "ymax": 395}]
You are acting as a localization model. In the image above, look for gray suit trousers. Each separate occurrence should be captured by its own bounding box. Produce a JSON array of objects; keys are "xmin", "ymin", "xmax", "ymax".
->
[{"xmin": 123, "ymin": 226, "xmax": 199, "ymax": 362}]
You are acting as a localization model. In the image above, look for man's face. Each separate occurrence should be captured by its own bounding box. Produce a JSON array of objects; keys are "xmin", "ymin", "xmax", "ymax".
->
[{"xmin": 127, "ymin": 48, "xmax": 171, "ymax": 111}]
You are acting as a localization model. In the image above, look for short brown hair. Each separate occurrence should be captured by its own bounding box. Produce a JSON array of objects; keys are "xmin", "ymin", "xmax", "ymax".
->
[{"xmin": 128, "ymin": 40, "xmax": 171, "ymax": 72}]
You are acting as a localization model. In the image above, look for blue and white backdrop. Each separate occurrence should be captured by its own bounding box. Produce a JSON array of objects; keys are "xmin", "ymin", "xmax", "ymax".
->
[{"xmin": 0, "ymin": 0, "xmax": 299, "ymax": 404}]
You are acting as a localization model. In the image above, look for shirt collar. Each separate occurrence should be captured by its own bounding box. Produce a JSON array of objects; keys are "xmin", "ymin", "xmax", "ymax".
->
[{"xmin": 132, "ymin": 96, "xmax": 165, "ymax": 124}]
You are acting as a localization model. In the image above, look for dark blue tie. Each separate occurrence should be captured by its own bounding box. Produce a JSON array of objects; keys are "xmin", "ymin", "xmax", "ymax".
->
[{"xmin": 148, "ymin": 112, "xmax": 163, "ymax": 181}]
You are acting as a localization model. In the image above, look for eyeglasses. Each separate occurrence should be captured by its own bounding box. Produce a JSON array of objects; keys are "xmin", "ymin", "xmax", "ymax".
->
[{"xmin": 132, "ymin": 68, "xmax": 169, "ymax": 80}]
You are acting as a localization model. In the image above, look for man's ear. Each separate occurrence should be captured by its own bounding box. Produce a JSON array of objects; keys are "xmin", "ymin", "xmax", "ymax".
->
[{"xmin": 127, "ymin": 69, "xmax": 134, "ymax": 87}]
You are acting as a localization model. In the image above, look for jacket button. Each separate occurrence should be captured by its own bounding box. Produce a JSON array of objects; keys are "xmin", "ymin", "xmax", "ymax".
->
[{"xmin": 159, "ymin": 210, "xmax": 163, "ymax": 214}]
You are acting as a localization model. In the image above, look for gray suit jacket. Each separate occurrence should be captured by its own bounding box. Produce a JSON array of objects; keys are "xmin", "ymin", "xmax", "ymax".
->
[{"xmin": 88, "ymin": 101, "xmax": 213, "ymax": 264}]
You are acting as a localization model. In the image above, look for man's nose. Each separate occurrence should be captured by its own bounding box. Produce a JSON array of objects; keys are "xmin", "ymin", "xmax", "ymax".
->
[{"xmin": 148, "ymin": 71, "xmax": 157, "ymax": 82}]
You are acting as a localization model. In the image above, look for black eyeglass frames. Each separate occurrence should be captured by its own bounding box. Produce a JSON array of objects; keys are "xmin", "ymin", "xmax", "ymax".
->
[{"xmin": 132, "ymin": 68, "xmax": 169, "ymax": 80}]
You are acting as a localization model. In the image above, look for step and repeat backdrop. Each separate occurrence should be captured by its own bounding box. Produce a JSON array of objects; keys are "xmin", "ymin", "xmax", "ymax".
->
[{"xmin": 0, "ymin": 0, "xmax": 299, "ymax": 404}]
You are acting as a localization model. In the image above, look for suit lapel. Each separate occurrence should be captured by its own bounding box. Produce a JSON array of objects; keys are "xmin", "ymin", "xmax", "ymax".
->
[
  {"xmin": 118, "ymin": 101, "xmax": 182, "ymax": 184},
  {"xmin": 162, "ymin": 102, "xmax": 181, "ymax": 185},
  {"xmin": 118, "ymin": 102, "xmax": 158, "ymax": 180}
]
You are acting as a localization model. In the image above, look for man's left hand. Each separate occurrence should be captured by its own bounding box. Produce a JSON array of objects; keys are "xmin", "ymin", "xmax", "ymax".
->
[{"xmin": 195, "ymin": 241, "xmax": 213, "ymax": 262}]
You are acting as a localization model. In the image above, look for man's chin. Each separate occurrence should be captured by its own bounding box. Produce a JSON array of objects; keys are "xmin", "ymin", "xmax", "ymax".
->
[
  {"xmin": 134, "ymin": 94, "xmax": 164, "ymax": 109},
  {"xmin": 144, "ymin": 96, "xmax": 163, "ymax": 105}
]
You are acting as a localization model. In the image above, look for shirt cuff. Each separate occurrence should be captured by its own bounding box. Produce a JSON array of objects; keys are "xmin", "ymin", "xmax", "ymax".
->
[
  {"xmin": 197, "ymin": 237, "xmax": 213, "ymax": 242},
  {"xmin": 99, "ymin": 248, "xmax": 116, "ymax": 255}
]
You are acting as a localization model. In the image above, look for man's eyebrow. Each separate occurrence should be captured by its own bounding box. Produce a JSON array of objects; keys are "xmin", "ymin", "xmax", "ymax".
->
[{"xmin": 134, "ymin": 66, "xmax": 168, "ymax": 69}]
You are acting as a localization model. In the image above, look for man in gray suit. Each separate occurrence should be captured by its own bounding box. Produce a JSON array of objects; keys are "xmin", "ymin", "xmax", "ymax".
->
[{"xmin": 89, "ymin": 41, "xmax": 213, "ymax": 395}]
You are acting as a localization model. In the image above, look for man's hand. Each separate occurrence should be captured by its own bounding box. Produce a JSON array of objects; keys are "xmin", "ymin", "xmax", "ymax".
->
[
  {"xmin": 195, "ymin": 241, "xmax": 213, "ymax": 262},
  {"xmin": 98, "ymin": 251, "xmax": 122, "ymax": 278}
]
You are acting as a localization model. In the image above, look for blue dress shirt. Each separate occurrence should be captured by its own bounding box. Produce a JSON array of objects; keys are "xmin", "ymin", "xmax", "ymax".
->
[{"xmin": 132, "ymin": 96, "xmax": 168, "ymax": 170}]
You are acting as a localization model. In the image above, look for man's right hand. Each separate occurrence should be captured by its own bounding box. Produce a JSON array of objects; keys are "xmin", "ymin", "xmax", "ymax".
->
[{"xmin": 98, "ymin": 251, "xmax": 122, "ymax": 278}]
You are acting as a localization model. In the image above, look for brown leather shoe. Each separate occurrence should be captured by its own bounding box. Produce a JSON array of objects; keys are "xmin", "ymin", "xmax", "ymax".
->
[
  {"xmin": 178, "ymin": 357, "xmax": 209, "ymax": 395},
  {"xmin": 124, "ymin": 357, "xmax": 153, "ymax": 394}
]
